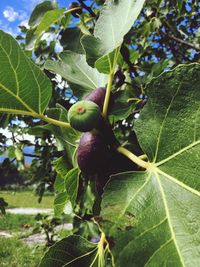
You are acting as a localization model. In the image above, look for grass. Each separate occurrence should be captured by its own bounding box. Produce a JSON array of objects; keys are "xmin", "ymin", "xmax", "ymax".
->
[
  {"xmin": 0, "ymin": 190, "xmax": 54, "ymax": 208},
  {"xmin": 0, "ymin": 213, "xmax": 35, "ymax": 232},
  {"xmin": 0, "ymin": 237, "xmax": 45, "ymax": 267},
  {"xmin": 0, "ymin": 191, "xmax": 54, "ymax": 266}
]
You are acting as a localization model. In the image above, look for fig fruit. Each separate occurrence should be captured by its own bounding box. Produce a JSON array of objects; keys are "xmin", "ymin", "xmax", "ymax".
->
[
  {"xmin": 77, "ymin": 132, "xmax": 107, "ymax": 174},
  {"xmin": 68, "ymin": 100, "xmax": 101, "ymax": 132},
  {"xmin": 114, "ymin": 70, "xmax": 125, "ymax": 88},
  {"xmin": 84, "ymin": 87, "xmax": 106, "ymax": 111}
]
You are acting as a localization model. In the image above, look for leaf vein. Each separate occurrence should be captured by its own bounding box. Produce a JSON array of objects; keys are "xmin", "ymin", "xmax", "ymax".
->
[
  {"xmin": 144, "ymin": 238, "xmax": 173, "ymax": 267},
  {"xmin": 155, "ymin": 171, "xmax": 186, "ymax": 267},
  {"xmin": 154, "ymin": 82, "xmax": 182, "ymax": 162}
]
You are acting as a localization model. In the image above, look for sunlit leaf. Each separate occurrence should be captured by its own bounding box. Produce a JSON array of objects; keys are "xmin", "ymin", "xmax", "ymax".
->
[
  {"xmin": 101, "ymin": 64, "xmax": 200, "ymax": 266},
  {"xmin": 0, "ymin": 30, "xmax": 51, "ymax": 115},
  {"xmin": 82, "ymin": 0, "xmax": 146, "ymax": 65},
  {"xmin": 28, "ymin": 1, "xmax": 57, "ymax": 27}
]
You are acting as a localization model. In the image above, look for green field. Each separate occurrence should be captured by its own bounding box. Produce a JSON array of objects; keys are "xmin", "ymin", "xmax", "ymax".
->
[
  {"xmin": 0, "ymin": 191, "xmax": 54, "ymax": 266},
  {"xmin": 0, "ymin": 190, "xmax": 54, "ymax": 208},
  {"xmin": 0, "ymin": 237, "xmax": 45, "ymax": 267},
  {"xmin": 0, "ymin": 213, "xmax": 35, "ymax": 232}
]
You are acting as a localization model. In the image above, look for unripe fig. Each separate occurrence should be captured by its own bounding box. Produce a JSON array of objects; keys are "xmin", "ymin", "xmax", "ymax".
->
[
  {"xmin": 68, "ymin": 100, "xmax": 101, "ymax": 132},
  {"xmin": 77, "ymin": 132, "xmax": 107, "ymax": 174},
  {"xmin": 84, "ymin": 87, "xmax": 106, "ymax": 111}
]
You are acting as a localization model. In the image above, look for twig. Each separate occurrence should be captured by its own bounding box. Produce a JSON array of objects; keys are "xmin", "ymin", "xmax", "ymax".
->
[
  {"xmin": 164, "ymin": 32, "xmax": 200, "ymax": 52},
  {"xmin": 77, "ymin": 0, "xmax": 96, "ymax": 17}
]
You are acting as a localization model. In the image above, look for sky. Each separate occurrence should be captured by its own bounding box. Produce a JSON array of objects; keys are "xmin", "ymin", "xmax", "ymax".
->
[{"xmin": 0, "ymin": 0, "xmax": 73, "ymax": 36}]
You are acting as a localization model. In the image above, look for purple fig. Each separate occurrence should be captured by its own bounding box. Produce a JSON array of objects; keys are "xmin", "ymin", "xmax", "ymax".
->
[
  {"xmin": 77, "ymin": 132, "xmax": 107, "ymax": 174},
  {"xmin": 84, "ymin": 87, "xmax": 106, "ymax": 111}
]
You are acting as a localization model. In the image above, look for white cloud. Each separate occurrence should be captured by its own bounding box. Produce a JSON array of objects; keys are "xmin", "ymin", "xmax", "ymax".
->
[
  {"xmin": 18, "ymin": 10, "xmax": 28, "ymax": 21},
  {"xmin": 3, "ymin": 6, "xmax": 19, "ymax": 22},
  {"xmin": 3, "ymin": 6, "xmax": 28, "ymax": 23}
]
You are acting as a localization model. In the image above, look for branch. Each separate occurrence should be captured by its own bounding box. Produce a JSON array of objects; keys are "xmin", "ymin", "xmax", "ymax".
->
[
  {"xmin": 164, "ymin": 32, "xmax": 200, "ymax": 52},
  {"xmin": 23, "ymin": 153, "xmax": 40, "ymax": 158},
  {"xmin": 23, "ymin": 151, "xmax": 63, "ymax": 159}
]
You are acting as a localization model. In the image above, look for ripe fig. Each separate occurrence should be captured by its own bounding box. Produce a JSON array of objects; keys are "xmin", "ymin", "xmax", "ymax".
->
[
  {"xmin": 77, "ymin": 132, "xmax": 107, "ymax": 174},
  {"xmin": 84, "ymin": 87, "xmax": 106, "ymax": 111},
  {"xmin": 69, "ymin": 2, "xmax": 82, "ymax": 18},
  {"xmin": 68, "ymin": 100, "xmax": 101, "ymax": 132}
]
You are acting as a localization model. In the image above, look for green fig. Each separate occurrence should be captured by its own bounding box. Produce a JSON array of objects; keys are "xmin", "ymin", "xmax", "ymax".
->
[{"xmin": 68, "ymin": 100, "xmax": 101, "ymax": 132}]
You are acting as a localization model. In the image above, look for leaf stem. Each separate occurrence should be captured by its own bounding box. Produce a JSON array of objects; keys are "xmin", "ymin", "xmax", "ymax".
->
[
  {"xmin": 0, "ymin": 109, "xmax": 71, "ymax": 128},
  {"xmin": 37, "ymin": 114, "xmax": 71, "ymax": 128},
  {"xmin": 139, "ymin": 154, "xmax": 148, "ymax": 160},
  {"xmin": 117, "ymin": 146, "xmax": 148, "ymax": 169}
]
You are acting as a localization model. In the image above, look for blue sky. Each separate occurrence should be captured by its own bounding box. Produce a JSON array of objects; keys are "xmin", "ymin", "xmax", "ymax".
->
[{"xmin": 0, "ymin": 0, "xmax": 73, "ymax": 36}]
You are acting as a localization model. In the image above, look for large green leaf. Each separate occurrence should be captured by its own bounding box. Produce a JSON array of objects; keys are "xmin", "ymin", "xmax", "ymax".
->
[
  {"xmin": 39, "ymin": 235, "xmax": 97, "ymax": 267},
  {"xmin": 28, "ymin": 1, "xmax": 57, "ymax": 27},
  {"xmin": 54, "ymin": 168, "xmax": 79, "ymax": 216},
  {"xmin": 101, "ymin": 64, "xmax": 200, "ymax": 266},
  {"xmin": 45, "ymin": 51, "xmax": 108, "ymax": 95},
  {"xmin": 65, "ymin": 168, "xmax": 79, "ymax": 207},
  {"xmin": 81, "ymin": 0, "xmax": 146, "ymax": 66},
  {"xmin": 54, "ymin": 191, "xmax": 69, "ymax": 217},
  {"xmin": 0, "ymin": 30, "xmax": 51, "ymax": 115}
]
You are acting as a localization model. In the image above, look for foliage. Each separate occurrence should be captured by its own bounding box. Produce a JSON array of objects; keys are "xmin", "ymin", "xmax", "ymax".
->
[
  {"xmin": 33, "ymin": 213, "xmax": 72, "ymax": 246},
  {"xmin": 0, "ymin": 160, "xmax": 27, "ymax": 187},
  {"xmin": 0, "ymin": 0, "xmax": 200, "ymax": 266}
]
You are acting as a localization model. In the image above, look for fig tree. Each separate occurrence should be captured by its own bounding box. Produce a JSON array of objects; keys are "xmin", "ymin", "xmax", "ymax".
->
[
  {"xmin": 77, "ymin": 132, "xmax": 107, "ymax": 174},
  {"xmin": 68, "ymin": 100, "xmax": 101, "ymax": 132}
]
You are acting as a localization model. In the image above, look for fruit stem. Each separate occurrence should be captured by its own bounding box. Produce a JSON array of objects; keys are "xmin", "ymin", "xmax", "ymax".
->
[
  {"xmin": 117, "ymin": 146, "xmax": 148, "ymax": 169},
  {"xmin": 102, "ymin": 71, "xmax": 114, "ymax": 118},
  {"xmin": 102, "ymin": 46, "xmax": 121, "ymax": 118}
]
